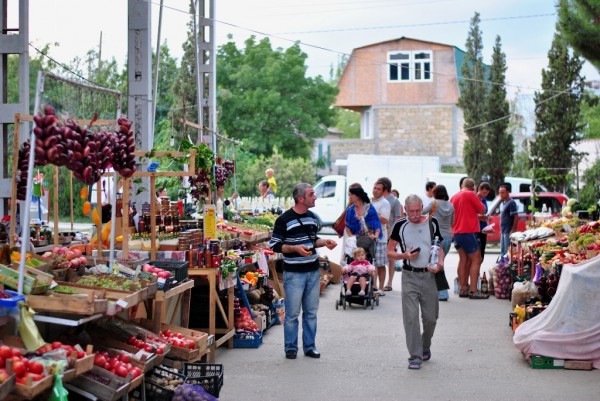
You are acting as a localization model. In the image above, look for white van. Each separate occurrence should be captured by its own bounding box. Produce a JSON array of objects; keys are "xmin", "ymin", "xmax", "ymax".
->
[{"xmin": 425, "ymin": 172, "xmax": 546, "ymax": 199}]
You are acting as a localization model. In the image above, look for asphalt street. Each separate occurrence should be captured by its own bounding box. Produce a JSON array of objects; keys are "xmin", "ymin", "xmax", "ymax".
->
[{"xmin": 215, "ymin": 231, "xmax": 599, "ymax": 401}]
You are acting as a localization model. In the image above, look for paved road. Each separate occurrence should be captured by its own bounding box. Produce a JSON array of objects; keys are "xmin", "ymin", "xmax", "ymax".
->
[{"xmin": 215, "ymin": 233, "xmax": 598, "ymax": 401}]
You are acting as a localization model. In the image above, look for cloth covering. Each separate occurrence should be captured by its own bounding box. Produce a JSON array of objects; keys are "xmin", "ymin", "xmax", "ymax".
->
[{"xmin": 513, "ymin": 255, "xmax": 600, "ymax": 368}]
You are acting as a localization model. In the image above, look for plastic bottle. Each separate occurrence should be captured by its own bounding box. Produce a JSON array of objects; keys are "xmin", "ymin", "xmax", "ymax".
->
[{"xmin": 428, "ymin": 236, "xmax": 440, "ymax": 269}]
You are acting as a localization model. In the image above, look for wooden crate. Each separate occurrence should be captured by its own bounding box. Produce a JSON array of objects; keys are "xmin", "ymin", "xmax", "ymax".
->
[
  {"xmin": 11, "ymin": 374, "xmax": 54, "ymax": 399},
  {"xmin": 0, "ymin": 374, "xmax": 15, "ymax": 400},
  {"xmin": 70, "ymin": 366, "xmax": 130, "ymax": 401},
  {"xmin": 58, "ymin": 281, "xmax": 148, "ymax": 308},
  {"xmin": 91, "ymin": 336, "xmax": 163, "ymax": 373},
  {"xmin": 25, "ymin": 291, "xmax": 108, "ymax": 315}
]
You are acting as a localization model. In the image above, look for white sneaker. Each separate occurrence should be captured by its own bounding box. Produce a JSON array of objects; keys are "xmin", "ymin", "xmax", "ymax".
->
[
  {"xmin": 345, "ymin": 290, "xmax": 352, "ymax": 296},
  {"xmin": 375, "ymin": 290, "xmax": 385, "ymax": 296},
  {"xmin": 358, "ymin": 290, "xmax": 365, "ymax": 296}
]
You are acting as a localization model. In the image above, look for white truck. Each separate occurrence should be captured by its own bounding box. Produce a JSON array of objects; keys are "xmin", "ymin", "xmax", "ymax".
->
[
  {"xmin": 424, "ymin": 172, "xmax": 546, "ymax": 199},
  {"xmin": 312, "ymin": 154, "xmax": 441, "ymax": 225}
]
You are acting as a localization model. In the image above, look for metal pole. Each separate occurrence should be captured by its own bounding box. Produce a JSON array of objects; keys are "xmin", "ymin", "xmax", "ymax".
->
[
  {"xmin": 151, "ymin": 0, "xmax": 165, "ymax": 134},
  {"xmin": 192, "ymin": 0, "xmax": 203, "ymax": 143},
  {"xmin": 17, "ymin": 71, "xmax": 44, "ymax": 295}
]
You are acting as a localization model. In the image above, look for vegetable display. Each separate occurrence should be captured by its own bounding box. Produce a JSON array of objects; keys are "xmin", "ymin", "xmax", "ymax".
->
[
  {"xmin": 15, "ymin": 105, "xmax": 137, "ymax": 199},
  {"xmin": 172, "ymin": 383, "xmax": 218, "ymax": 401}
]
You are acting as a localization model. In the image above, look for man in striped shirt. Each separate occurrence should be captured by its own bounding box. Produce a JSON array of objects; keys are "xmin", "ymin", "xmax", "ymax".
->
[{"xmin": 270, "ymin": 183, "xmax": 337, "ymax": 360}]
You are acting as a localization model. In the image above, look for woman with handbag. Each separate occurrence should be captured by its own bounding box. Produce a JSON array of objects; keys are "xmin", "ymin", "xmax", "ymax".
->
[{"xmin": 344, "ymin": 187, "xmax": 382, "ymax": 293}]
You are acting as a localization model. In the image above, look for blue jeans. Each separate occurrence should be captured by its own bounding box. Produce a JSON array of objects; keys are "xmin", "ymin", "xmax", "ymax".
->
[
  {"xmin": 500, "ymin": 232, "xmax": 511, "ymax": 257},
  {"xmin": 283, "ymin": 269, "xmax": 320, "ymax": 354}
]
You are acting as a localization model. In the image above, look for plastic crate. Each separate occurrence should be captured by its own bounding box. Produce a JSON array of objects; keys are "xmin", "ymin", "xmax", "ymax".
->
[
  {"xmin": 233, "ymin": 331, "xmax": 262, "ymax": 348},
  {"xmin": 147, "ymin": 260, "xmax": 189, "ymax": 283},
  {"xmin": 182, "ymin": 363, "xmax": 223, "ymax": 398},
  {"xmin": 145, "ymin": 366, "xmax": 187, "ymax": 401}
]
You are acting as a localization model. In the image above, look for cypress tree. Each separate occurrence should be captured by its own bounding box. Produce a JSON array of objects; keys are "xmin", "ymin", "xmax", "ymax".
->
[{"xmin": 532, "ymin": 29, "xmax": 586, "ymax": 193}]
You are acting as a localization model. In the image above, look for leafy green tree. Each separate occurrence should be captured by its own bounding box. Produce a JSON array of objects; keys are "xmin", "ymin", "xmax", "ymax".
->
[
  {"xmin": 558, "ymin": 0, "xmax": 600, "ymax": 71},
  {"xmin": 483, "ymin": 35, "xmax": 512, "ymax": 190},
  {"xmin": 531, "ymin": 29, "xmax": 586, "ymax": 193},
  {"xmin": 216, "ymin": 35, "xmax": 338, "ymax": 159},
  {"xmin": 333, "ymin": 108, "xmax": 360, "ymax": 139},
  {"xmin": 227, "ymin": 149, "xmax": 316, "ymax": 197},
  {"xmin": 458, "ymin": 12, "xmax": 489, "ymax": 183},
  {"xmin": 579, "ymin": 91, "xmax": 600, "ymax": 138},
  {"xmin": 579, "ymin": 158, "xmax": 600, "ymax": 206}
]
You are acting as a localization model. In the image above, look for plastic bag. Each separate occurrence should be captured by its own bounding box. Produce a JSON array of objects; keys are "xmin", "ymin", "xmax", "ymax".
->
[
  {"xmin": 511, "ymin": 280, "xmax": 538, "ymax": 308},
  {"xmin": 18, "ymin": 301, "xmax": 45, "ymax": 351},
  {"xmin": 49, "ymin": 373, "xmax": 68, "ymax": 401}
]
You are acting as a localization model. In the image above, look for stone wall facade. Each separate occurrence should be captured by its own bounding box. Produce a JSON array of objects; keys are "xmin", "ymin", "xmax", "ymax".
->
[{"xmin": 316, "ymin": 104, "xmax": 465, "ymax": 173}]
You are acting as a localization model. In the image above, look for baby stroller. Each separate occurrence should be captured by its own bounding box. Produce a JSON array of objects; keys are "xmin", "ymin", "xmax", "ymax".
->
[{"xmin": 335, "ymin": 236, "xmax": 379, "ymax": 310}]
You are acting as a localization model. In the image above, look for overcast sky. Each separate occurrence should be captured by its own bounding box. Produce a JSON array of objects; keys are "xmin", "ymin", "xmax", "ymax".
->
[{"xmin": 15, "ymin": 0, "xmax": 600, "ymax": 98}]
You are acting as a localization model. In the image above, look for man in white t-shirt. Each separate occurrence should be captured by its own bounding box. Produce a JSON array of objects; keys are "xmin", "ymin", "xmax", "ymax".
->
[
  {"xmin": 371, "ymin": 180, "xmax": 391, "ymax": 296},
  {"xmin": 423, "ymin": 181, "xmax": 436, "ymax": 209}
]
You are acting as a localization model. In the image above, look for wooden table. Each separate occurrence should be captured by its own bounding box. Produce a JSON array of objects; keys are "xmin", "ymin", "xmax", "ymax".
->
[
  {"xmin": 187, "ymin": 268, "xmax": 235, "ymax": 362},
  {"xmin": 145, "ymin": 279, "xmax": 195, "ymax": 333}
]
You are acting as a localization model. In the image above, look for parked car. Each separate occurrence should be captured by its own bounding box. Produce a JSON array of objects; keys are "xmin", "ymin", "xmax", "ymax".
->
[{"xmin": 486, "ymin": 192, "xmax": 568, "ymax": 243}]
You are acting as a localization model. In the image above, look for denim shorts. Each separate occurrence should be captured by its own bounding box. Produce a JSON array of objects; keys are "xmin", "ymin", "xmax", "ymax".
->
[{"xmin": 453, "ymin": 233, "xmax": 480, "ymax": 254}]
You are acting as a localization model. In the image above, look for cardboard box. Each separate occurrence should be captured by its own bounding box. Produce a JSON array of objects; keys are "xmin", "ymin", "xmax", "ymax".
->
[{"xmin": 253, "ymin": 314, "xmax": 267, "ymax": 331}]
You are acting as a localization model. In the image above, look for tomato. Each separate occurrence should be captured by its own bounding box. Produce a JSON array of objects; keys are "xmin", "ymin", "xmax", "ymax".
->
[
  {"xmin": 76, "ymin": 351, "xmax": 86, "ymax": 359},
  {"xmin": 143, "ymin": 345, "xmax": 154, "ymax": 353},
  {"xmin": 31, "ymin": 373, "xmax": 45, "ymax": 381},
  {"xmin": 51, "ymin": 341, "xmax": 62, "ymax": 349},
  {"xmin": 16, "ymin": 376, "xmax": 28, "ymax": 385},
  {"xmin": 13, "ymin": 361, "xmax": 26, "ymax": 377},
  {"xmin": 115, "ymin": 365, "xmax": 128, "ymax": 378},
  {"xmin": 94, "ymin": 355, "xmax": 107, "ymax": 367},
  {"xmin": 11, "ymin": 348, "xmax": 21, "ymax": 358},
  {"xmin": 0, "ymin": 346, "xmax": 12, "ymax": 359},
  {"xmin": 156, "ymin": 347, "xmax": 164, "ymax": 355},
  {"xmin": 29, "ymin": 361, "xmax": 44, "ymax": 375},
  {"xmin": 131, "ymin": 367, "xmax": 142, "ymax": 379},
  {"xmin": 119, "ymin": 354, "xmax": 130, "ymax": 364},
  {"xmin": 104, "ymin": 362, "xmax": 111, "ymax": 370}
]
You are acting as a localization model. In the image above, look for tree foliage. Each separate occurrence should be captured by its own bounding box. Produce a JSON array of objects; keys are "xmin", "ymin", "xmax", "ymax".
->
[
  {"xmin": 531, "ymin": 30, "xmax": 586, "ymax": 193},
  {"xmin": 216, "ymin": 36, "xmax": 338, "ymax": 159},
  {"xmin": 579, "ymin": 91, "xmax": 600, "ymax": 138},
  {"xmin": 483, "ymin": 36, "xmax": 512, "ymax": 190},
  {"xmin": 458, "ymin": 12, "xmax": 489, "ymax": 183},
  {"xmin": 579, "ymin": 158, "xmax": 600, "ymax": 206},
  {"xmin": 558, "ymin": 0, "xmax": 600, "ymax": 71}
]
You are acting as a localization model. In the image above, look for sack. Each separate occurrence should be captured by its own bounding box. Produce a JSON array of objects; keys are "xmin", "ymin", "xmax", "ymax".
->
[{"xmin": 332, "ymin": 207, "xmax": 348, "ymax": 237}]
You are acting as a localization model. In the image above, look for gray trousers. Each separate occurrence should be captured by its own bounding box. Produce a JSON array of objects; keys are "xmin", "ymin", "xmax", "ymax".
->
[{"xmin": 401, "ymin": 270, "xmax": 439, "ymax": 363}]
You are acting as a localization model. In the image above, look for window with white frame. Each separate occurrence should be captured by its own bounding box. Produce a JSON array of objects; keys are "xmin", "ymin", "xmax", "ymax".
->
[{"xmin": 388, "ymin": 50, "xmax": 432, "ymax": 82}]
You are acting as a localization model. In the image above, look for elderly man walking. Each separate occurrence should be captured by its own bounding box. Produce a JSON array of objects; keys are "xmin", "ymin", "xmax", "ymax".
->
[{"xmin": 388, "ymin": 195, "xmax": 444, "ymax": 370}]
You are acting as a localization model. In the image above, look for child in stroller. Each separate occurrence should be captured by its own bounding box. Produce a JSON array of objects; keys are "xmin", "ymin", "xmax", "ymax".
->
[{"xmin": 342, "ymin": 247, "xmax": 375, "ymax": 297}]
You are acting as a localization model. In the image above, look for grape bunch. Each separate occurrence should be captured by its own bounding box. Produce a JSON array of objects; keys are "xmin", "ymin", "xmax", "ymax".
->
[
  {"xmin": 222, "ymin": 159, "xmax": 235, "ymax": 175},
  {"xmin": 0, "ymin": 290, "xmax": 14, "ymax": 299},
  {"xmin": 189, "ymin": 169, "xmax": 210, "ymax": 200},
  {"xmin": 214, "ymin": 165, "xmax": 229, "ymax": 187},
  {"xmin": 111, "ymin": 116, "xmax": 136, "ymax": 178}
]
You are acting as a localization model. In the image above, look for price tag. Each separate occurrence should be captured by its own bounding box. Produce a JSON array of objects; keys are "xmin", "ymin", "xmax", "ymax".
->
[
  {"xmin": 158, "ymin": 277, "xmax": 166, "ymax": 285},
  {"xmin": 116, "ymin": 299, "xmax": 128, "ymax": 309}
]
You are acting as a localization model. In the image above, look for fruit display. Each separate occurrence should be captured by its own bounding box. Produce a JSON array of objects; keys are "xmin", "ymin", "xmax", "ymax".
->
[
  {"xmin": 141, "ymin": 264, "xmax": 173, "ymax": 280},
  {"xmin": 159, "ymin": 329, "xmax": 196, "ymax": 350},
  {"xmin": 92, "ymin": 351, "xmax": 143, "ymax": 379},
  {"xmin": 41, "ymin": 246, "xmax": 87, "ymax": 269}
]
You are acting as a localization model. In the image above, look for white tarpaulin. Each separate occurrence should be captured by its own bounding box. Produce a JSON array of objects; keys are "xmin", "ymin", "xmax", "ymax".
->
[{"xmin": 513, "ymin": 255, "xmax": 600, "ymax": 368}]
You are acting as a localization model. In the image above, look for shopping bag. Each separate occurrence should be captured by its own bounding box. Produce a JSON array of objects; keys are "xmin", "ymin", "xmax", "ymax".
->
[{"xmin": 332, "ymin": 207, "xmax": 348, "ymax": 237}]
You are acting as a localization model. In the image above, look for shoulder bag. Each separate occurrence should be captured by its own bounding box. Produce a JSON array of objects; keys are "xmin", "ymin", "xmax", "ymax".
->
[{"xmin": 332, "ymin": 206, "xmax": 349, "ymax": 238}]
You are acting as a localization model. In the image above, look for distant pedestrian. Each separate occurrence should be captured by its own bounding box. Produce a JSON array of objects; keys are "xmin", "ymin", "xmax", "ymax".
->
[
  {"xmin": 450, "ymin": 178, "xmax": 487, "ymax": 299},
  {"xmin": 498, "ymin": 184, "xmax": 518, "ymax": 257},
  {"xmin": 388, "ymin": 195, "xmax": 444, "ymax": 370},
  {"xmin": 371, "ymin": 180, "xmax": 391, "ymax": 296},
  {"xmin": 476, "ymin": 182, "xmax": 492, "ymax": 260},
  {"xmin": 391, "ymin": 189, "xmax": 400, "ymax": 198},
  {"xmin": 423, "ymin": 181, "xmax": 436, "ymax": 208},
  {"xmin": 377, "ymin": 177, "xmax": 404, "ymax": 290},
  {"xmin": 269, "ymin": 183, "xmax": 337, "ymax": 360},
  {"xmin": 423, "ymin": 185, "xmax": 454, "ymax": 301}
]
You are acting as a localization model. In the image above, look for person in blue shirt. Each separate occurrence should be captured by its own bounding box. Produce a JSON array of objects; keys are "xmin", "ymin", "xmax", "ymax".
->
[{"xmin": 499, "ymin": 184, "xmax": 519, "ymax": 257}]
